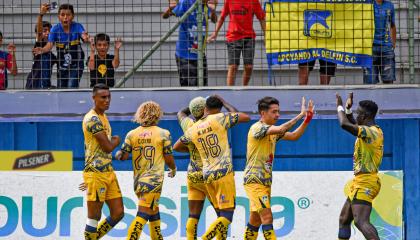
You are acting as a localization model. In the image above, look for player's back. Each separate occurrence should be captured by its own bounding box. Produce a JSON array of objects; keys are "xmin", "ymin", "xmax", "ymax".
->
[
  {"xmin": 354, "ymin": 125, "xmax": 384, "ymax": 175},
  {"xmin": 185, "ymin": 112, "xmax": 238, "ymax": 183},
  {"xmin": 82, "ymin": 109, "xmax": 112, "ymax": 172},
  {"xmin": 124, "ymin": 125, "xmax": 172, "ymax": 193}
]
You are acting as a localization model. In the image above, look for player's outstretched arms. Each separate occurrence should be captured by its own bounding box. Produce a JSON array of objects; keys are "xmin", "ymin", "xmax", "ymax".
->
[
  {"xmin": 94, "ymin": 133, "xmax": 120, "ymax": 153},
  {"xmin": 173, "ymin": 139, "xmax": 190, "ymax": 153},
  {"xmin": 237, "ymin": 112, "xmax": 251, "ymax": 123},
  {"xmin": 336, "ymin": 93, "xmax": 358, "ymax": 136}
]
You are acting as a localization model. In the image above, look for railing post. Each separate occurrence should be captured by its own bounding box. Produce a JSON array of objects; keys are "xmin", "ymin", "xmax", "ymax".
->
[
  {"xmin": 197, "ymin": 0, "xmax": 204, "ymax": 87},
  {"xmin": 408, "ymin": 0, "xmax": 415, "ymax": 84}
]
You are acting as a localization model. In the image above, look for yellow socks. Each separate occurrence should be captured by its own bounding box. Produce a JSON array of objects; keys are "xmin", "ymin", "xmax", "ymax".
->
[
  {"xmin": 126, "ymin": 212, "xmax": 149, "ymax": 240},
  {"xmin": 84, "ymin": 231, "xmax": 98, "ymax": 240},
  {"xmin": 186, "ymin": 215, "xmax": 199, "ymax": 240},
  {"xmin": 243, "ymin": 223, "xmax": 259, "ymax": 240},
  {"xmin": 202, "ymin": 216, "xmax": 231, "ymax": 240},
  {"xmin": 85, "ymin": 218, "xmax": 98, "ymax": 240},
  {"xmin": 97, "ymin": 216, "xmax": 118, "ymax": 239},
  {"xmin": 149, "ymin": 213, "xmax": 163, "ymax": 240},
  {"xmin": 262, "ymin": 224, "xmax": 277, "ymax": 240}
]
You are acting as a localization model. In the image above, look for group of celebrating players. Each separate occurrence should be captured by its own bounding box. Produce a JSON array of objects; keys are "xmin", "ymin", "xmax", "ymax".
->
[{"xmin": 82, "ymin": 83, "xmax": 384, "ymax": 240}]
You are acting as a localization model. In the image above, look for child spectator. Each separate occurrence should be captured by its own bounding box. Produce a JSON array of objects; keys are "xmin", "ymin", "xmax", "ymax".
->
[
  {"xmin": 87, "ymin": 33, "xmax": 122, "ymax": 87},
  {"xmin": 33, "ymin": 4, "xmax": 88, "ymax": 88},
  {"xmin": 0, "ymin": 31, "xmax": 18, "ymax": 90},
  {"xmin": 26, "ymin": 3, "xmax": 57, "ymax": 89}
]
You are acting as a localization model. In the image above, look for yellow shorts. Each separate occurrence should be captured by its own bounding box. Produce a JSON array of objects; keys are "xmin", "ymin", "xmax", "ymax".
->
[
  {"xmin": 83, "ymin": 171, "xmax": 122, "ymax": 202},
  {"xmin": 188, "ymin": 179, "xmax": 209, "ymax": 201},
  {"xmin": 347, "ymin": 173, "xmax": 381, "ymax": 203},
  {"xmin": 244, "ymin": 183, "xmax": 271, "ymax": 212},
  {"xmin": 136, "ymin": 192, "xmax": 161, "ymax": 211},
  {"xmin": 205, "ymin": 172, "xmax": 236, "ymax": 210}
]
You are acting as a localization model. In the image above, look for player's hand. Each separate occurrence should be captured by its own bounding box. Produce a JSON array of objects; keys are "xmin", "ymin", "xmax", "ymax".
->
[
  {"xmin": 40, "ymin": 3, "xmax": 49, "ymax": 15},
  {"xmin": 7, "ymin": 43, "xmax": 16, "ymax": 54},
  {"xmin": 336, "ymin": 93, "xmax": 343, "ymax": 107},
  {"xmin": 32, "ymin": 47, "xmax": 42, "ymax": 56},
  {"xmin": 300, "ymin": 96, "xmax": 307, "ymax": 116},
  {"xmin": 207, "ymin": 32, "xmax": 217, "ymax": 43},
  {"xmin": 78, "ymin": 182, "xmax": 87, "ymax": 191},
  {"xmin": 115, "ymin": 150, "xmax": 123, "ymax": 160},
  {"xmin": 304, "ymin": 99, "xmax": 314, "ymax": 124},
  {"xmin": 89, "ymin": 36, "xmax": 95, "ymax": 51},
  {"xmin": 168, "ymin": 167, "xmax": 177, "ymax": 178},
  {"xmin": 111, "ymin": 135, "xmax": 121, "ymax": 146},
  {"xmin": 345, "ymin": 92, "xmax": 353, "ymax": 110},
  {"xmin": 114, "ymin": 38, "xmax": 123, "ymax": 50}
]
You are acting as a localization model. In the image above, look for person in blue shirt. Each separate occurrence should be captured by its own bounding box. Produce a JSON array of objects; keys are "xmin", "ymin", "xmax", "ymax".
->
[
  {"xmin": 162, "ymin": 0, "xmax": 217, "ymax": 86},
  {"xmin": 26, "ymin": 3, "xmax": 57, "ymax": 89},
  {"xmin": 33, "ymin": 4, "xmax": 89, "ymax": 88},
  {"xmin": 363, "ymin": 0, "xmax": 396, "ymax": 84}
]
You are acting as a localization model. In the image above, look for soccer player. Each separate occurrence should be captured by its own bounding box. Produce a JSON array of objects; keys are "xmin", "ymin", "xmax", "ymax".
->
[
  {"xmin": 336, "ymin": 92, "xmax": 383, "ymax": 240},
  {"xmin": 82, "ymin": 83, "xmax": 124, "ymax": 240},
  {"xmin": 174, "ymin": 95, "xmax": 250, "ymax": 239},
  {"xmin": 115, "ymin": 101, "xmax": 177, "ymax": 240},
  {"xmin": 243, "ymin": 96, "xmax": 313, "ymax": 239}
]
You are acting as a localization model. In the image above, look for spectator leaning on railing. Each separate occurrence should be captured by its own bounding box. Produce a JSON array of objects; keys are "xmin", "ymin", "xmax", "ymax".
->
[
  {"xmin": 363, "ymin": 0, "xmax": 397, "ymax": 84},
  {"xmin": 0, "ymin": 31, "xmax": 18, "ymax": 90},
  {"xmin": 26, "ymin": 3, "xmax": 57, "ymax": 89},
  {"xmin": 33, "ymin": 3, "xmax": 89, "ymax": 89}
]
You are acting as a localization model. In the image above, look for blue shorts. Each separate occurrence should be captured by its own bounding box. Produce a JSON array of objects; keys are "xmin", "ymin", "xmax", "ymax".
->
[{"xmin": 363, "ymin": 45, "xmax": 395, "ymax": 84}]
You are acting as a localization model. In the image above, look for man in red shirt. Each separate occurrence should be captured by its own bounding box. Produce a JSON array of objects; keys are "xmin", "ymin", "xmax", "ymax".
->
[
  {"xmin": 0, "ymin": 31, "xmax": 18, "ymax": 90},
  {"xmin": 208, "ymin": 0, "xmax": 265, "ymax": 86}
]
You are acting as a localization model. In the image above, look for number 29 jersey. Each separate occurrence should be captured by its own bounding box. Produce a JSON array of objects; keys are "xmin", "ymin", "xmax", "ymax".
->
[
  {"xmin": 121, "ymin": 126, "xmax": 173, "ymax": 193},
  {"xmin": 180, "ymin": 112, "xmax": 239, "ymax": 183}
]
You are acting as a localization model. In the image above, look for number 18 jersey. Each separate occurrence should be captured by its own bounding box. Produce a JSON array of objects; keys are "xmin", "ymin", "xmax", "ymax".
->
[
  {"xmin": 181, "ymin": 112, "xmax": 239, "ymax": 183},
  {"xmin": 121, "ymin": 126, "xmax": 173, "ymax": 193}
]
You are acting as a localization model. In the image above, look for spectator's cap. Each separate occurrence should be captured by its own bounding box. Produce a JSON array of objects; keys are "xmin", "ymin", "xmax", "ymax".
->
[{"xmin": 189, "ymin": 97, "xmax": 206, "ymax": 118}]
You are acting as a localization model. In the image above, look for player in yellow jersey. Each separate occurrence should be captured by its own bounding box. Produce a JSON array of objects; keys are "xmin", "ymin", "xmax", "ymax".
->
[
  {"xmin": 243, "ymin": 96, "xmax": 314, "ymax": 240},
  {"xmin": 336, "ymin": 93, "xmax": 383, "ymax": 240},
  {"xmin": 82, "ymin": 84, "xmax": 124, "ymax": 240},
  {"xmin": 176, "ymin": 96, "xmax": 238, "ymax": 240},
  {"xmin": 174, "ymin": 95, "xmax": 250, "ymax": 240},
  {"xmin": 115, "ymin": 101, "xmax": 177, "ymax": 240}
]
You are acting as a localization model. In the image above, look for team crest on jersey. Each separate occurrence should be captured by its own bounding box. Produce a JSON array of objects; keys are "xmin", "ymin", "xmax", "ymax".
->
[{"xmin": 304, "ymin": 10, "xmax": 332, "ymax": 38}]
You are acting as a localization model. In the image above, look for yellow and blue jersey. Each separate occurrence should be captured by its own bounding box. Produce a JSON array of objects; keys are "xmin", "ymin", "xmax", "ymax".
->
[
  {"xmin": 178, "ymin": 116, "xmax": 205, "ymax": 183},
  {"xmin": 244, "ymin": 121, "xmax": 283, "ymax": 187},
  {"xmin": 180, "ymin": 112, "xmax": 239, "ymax": 183},
  {"xmin": 353, "ymin": 125, "xmax": 384, "ymax": 175},
  {"xmin": 121, "ymin": 126, "xmax": 173, "ymax": 193},
  {"xmin": 82, "ymin": 109, "xmax": 113, "ymax": 172}
]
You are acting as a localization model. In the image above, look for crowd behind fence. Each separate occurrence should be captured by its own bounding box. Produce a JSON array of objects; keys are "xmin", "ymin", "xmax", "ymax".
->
[{"xmin": 0, "ymin": 0, "xmax": 419, "ymax": 89}]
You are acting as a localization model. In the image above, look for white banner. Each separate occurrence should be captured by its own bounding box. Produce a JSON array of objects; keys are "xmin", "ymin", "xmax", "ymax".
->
[{"xmin": 0, "ymin": 171, "xmax": 402, "ymax": 239}]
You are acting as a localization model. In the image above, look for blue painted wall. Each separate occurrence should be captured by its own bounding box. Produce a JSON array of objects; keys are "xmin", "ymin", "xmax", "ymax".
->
[{"xmin": 0, "ymin": 118, "xmax": 419, "ymax": 239}]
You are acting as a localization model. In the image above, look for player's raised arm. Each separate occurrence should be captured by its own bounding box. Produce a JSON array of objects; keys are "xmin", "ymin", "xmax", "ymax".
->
[
  {"xmin": 345, "ymin": 92, "xmax": 356, "ymax": 124},
  {"xmin": 336, "ymin": 93, "xmax": 359, "ymax": 136},
  {"xmin": 281, "ymin": 99, "xmax": 314, "ymax": 141}
]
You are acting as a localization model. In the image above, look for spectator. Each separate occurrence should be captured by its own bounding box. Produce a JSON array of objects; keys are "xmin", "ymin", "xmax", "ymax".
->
[
  {"xmin": 363, "ymin": 0, "xmax": 396, "ymax": 84},
  {"xmin": 26, "ymin": 3, "xmax": 57, "ymax": 89},
  {"xmin": 298, "ymin": 60, "xmax": 337, "ymax": 85},
  {"xmin": 162, "ymin": 0, "xmax": 217, "ymax": 87},
  {"xmin": 207, "ymin": 0, "xmax": 265, "ymax": 86},
  {"xmin": 0, "ymin": 31, "xmax": 18, "ymax": 90},
  {"xmin": 33, "ymin": 4, "xmax": 89, "ymax": 88},
  {"xmin": 87, "ymin": 33, "xmax": 122, "ymax": 88}
]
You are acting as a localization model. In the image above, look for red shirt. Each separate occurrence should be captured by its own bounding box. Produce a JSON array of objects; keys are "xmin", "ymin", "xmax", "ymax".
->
[
  {"xmin": 0, "ymin": 51, "xmax": 12, "ymax": 90},
  {"xmin": 220, "ymin": 0, "xmax": 265, "ymax": 42}
]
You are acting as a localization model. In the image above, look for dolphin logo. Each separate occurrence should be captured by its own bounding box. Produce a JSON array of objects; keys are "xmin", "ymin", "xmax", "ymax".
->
[{"xmin": 304, "ymin": 10, "xmax": 332, "ymax": 38}]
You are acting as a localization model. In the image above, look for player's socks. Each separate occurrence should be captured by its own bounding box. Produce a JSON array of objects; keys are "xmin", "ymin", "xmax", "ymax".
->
[
  {"xmin": 84, "ymin": 231, "xmax": 98, "ymax": 240},
  {"xmin": 243, "ymin": 222, "xmax": 259, "ymax": 240},
  {"xmin": 202, "ymin": 217, "xmax": 231, "ymax": 240},
  {"xmin": 149, "ymin": 213, "xmax": 164, "ymax": 240},
  {"xmin": 97, "ymin": 216, "xmax": 118, "ymax": 239},
  {"xmin": 262, "ymin": 224, "xmax": 277, "ymax": 240},
  {"xmin": 126, "ymin": 212, "xmax": 149, "ymax": 240},
  {"xmin": 85, "ymin": 218, "xmax": 98, "ymax": 240},
  {"xmin": 186, "ymin": 214, "xmax": 200, "ymax": 240}
]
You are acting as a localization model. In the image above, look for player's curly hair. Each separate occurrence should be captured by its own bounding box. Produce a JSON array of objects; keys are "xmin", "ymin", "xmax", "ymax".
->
[{"xmin": 133, "ymin": 101, "xmax": 162, "ymax": 126}]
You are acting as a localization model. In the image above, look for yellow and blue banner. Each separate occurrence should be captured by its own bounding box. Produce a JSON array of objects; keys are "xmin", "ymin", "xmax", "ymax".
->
[{"xmin": 265, "ymin": 0, "xmax": 374, "ymax": 67}]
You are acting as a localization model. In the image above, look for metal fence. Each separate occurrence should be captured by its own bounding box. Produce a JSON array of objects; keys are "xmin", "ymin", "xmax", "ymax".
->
[{"xmin": 0, "ymin": 0, "xmax": 419, "ymax": 89}]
